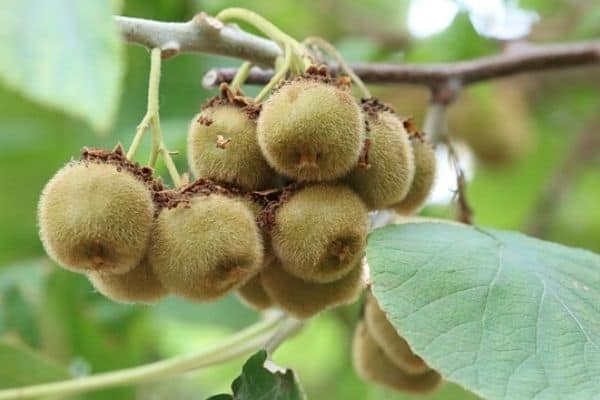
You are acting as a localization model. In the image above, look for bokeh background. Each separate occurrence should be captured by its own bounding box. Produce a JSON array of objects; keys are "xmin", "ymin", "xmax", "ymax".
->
[{"xmin": 0, "ymin": 0, "xmax": 598, "ymax": 399}]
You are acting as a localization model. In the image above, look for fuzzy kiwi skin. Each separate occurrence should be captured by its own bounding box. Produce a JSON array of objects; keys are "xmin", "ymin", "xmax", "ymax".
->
[
  {"xmin": 38, "ymin": 162, "xmax": 154, "ymax": 274},
  {"xmin": 392, "ymin": 136, "xmax": 436, "ymax": 214},
  {"xmin": 188, "ymin": 105, "xmax": 277, "ymax": 190},
  {"xmin": 353, "ymin": 321, "xmax": 442, "ymax": 394},
  {"xmin": 345, "ymin": 109, "xmax": 415, "ymax": 210},
  {"xmin": 261, "ymin": 259, "xmax": 364, "ymax": 319},
  {"xmin": 271, "ymin": 184, "xmax": 368, "ymax": 283},
  {"xmin": 88, "ymin": 258, "xmax": 168, "ymax": 304},
  {"xmin": 149, "ymin": 194, "xmax": 263, "ymax": 302},
  {"xmin": 257, "ymin": 80, "xmax": 365, "ymax": 182},
  {"xmin": 236, "ymin": 272, "xmax": 272, "ymax": 310},
  {"xmin": 364, "ymin": 293, "xmax": 428, "ymax": 374}
]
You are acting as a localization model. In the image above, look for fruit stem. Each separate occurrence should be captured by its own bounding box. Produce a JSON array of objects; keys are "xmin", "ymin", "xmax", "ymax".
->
[
  {"xmin": 216, "ymin": 8, "xmax": 298, "ymax": 51},
  {"xmin": 254, "ymin": 42, "xmax": 292, "ymax": 102},
  {"xmin": 0, "ymin": 314, "xmax": 289, "ymax": 400},
  {"xmin": 303, "ymin": 36, "xmax": 372, "ymax": 98},
  {"xmin": 128, "ymin": 48, "xmax": 181, "ymax": 187},
  {"xmin": 230, "ymin": 61, "xmax": 253, "ymax": 92},
  {"xmin": 128, "ymin": 47, "xmax": 161, "ymax": 163},
  {"xmin": 216, "ymin": 8, "xmax": 307, "ymax": 81}
]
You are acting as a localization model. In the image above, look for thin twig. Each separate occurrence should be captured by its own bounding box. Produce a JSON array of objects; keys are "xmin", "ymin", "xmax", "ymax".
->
[
  {"xmin": 202, "ymin": 41, "xmax": 600, "ymax": 88},
  {"xmin": 424, "ymin": 102, "xmax": 474, "ymax": 224}
]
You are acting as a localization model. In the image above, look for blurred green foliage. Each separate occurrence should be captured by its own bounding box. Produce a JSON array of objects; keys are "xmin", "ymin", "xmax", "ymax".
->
[{"xmin": 0, "ymin": 0, "xmax": 598, "ymax": 399}]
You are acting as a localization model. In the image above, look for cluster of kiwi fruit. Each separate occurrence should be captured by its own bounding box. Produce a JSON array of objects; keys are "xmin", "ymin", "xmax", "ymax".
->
[
  {"xmin": 353, "ymin": 292, "xmax": 442, "ymax": 394},
  {"xmin": 37, "ymin": 64, "xmax": 438, "ymax": 395}
]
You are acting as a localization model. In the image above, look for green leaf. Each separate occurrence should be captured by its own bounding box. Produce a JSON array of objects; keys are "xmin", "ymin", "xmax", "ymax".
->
[
  {"xmin": 0, "ymin": 0, "xmax": 123, "ymax": 133},
  {"xmin": 368, "ymin": 222, "xmax": 600, "ymax": 400},
  {"xmin": 0, "ymin": 341, "xmax": 69, "ymax": 388},
  {"xmin": 209, "ymin": 350, "xmax": 305, "ymax": 400}
]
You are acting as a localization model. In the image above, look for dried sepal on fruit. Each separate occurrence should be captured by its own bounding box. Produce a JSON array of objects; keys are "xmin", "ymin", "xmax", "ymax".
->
[
  {"xmin": 149, "ymin": 184, "xmax": 263, "ymax": 302},
  {"xmin": 261, "ymin": 258, "xmax": 365, "ymax": 319},
  {"xmin": 270, "ymin": 184, "xmax": 368, "ymax": 283},
  {"xmin": 392, "ymin": 132, "xmax": 436, "ymax": 215},
  {"xmin": 345, "ymin": 98, "xmax": 415, "ymax": 210},
  {"xmin": 353, "ymin": 321, "xmax": 442, "ymax": 394},
  {"xmin": 188, "ymin": 85, "xmax": 278, "ymax": 190},
  {"xmin": 257, "ymin": 67, "xmax": 365, "ymax": 182},
  {"xmin": 38, "ymin": 147, "xmax": 155, "ymax": 274},
  {"xmin": 88, "ymin": 258, "xmax": 168, "ymax": 304},
  {"xmin": 364, "ymin": 292, "xmax": 428, "ymax": 374}
]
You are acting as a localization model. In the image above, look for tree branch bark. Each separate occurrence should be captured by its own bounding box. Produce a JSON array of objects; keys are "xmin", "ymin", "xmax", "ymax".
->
[
  {"xmin": 114, "ymin": 15, "xmax": 599, "ymax": 88},
  {"xmin": 203, "ymin": 41, "xmax": 600, "ymax": 87},
  {"xmin": 114, "ymin": 14, "xmax": 281, "ymax": 65}
]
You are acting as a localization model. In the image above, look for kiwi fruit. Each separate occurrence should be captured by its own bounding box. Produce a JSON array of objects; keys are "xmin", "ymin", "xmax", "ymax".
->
[
  {"xmin": 364, "ymin": 293, "xmax": 428, "ymax": 374},
  {"xmin": 188, "ymin": 102, "xmax": 277, "ymax": 190},
  {"xmin": 353, "ymin": 321, "xmax": 442, "ymax": 394},
  {"xmin": 257, "ymin": 78, "xmax": 364, "ymax": 181},
  {"xmin": 271, "ymin": 184, "xmax": 368, "ymax": 283},
  {"xmin": 236, "ymin": 272, "xmax": 272, "ymax": 310},
  {"xmin": 448, "ymin": 83, "xmax": 534, "ymax": 165},
  {"xmin": 88, "ymin": 258, "xmax": 168, "ymax": 304},
  {"xmin": 38, "ymin": 161, "xmax": 154, "ymax": 274},
  {"xmin": 149, "ymin": 194, "xmax": 263, "ymax": 301},
  {"xmin": 261, "ymin": 259, "xmax": 365, "ymax": 319},
  {"xmin": 392, "ymin": 134, "xmax": 436, "ymax": 215},
  {"xmin": 345, "ymin": 99, "xmax": 415, "ymax": 210}
]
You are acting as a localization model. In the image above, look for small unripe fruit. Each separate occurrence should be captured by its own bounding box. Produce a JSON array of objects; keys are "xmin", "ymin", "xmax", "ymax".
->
[
  {"xmin": 257, "ymin": 79, "xmax": 364, "ymax": 181},
  {"xmin": 448, "ymin": 83, "xmax": 534, "ymax": 165},
  {"xmin": 188, "ymin": 103, "xmax": 277, "ymax": 190},
  {"xmin": 38, "ymin": 162, "xmax": 154, "ymax": 274},
  {"xmin": 392, "ymin": 134, "xmax": 436, "ymax": 214},
  {"xmin": 364, "ymin": 293, "xmax": 428, "ymax": 374},
  {"xmin": 345, "ymin": 100, "xmax": 415, "ymax": 210},
  {"xmin": 149, "ymin": 194, "xmax": 263, "ymax": 301},
  {"xmin": 261, "ymin": 259, "xmax": 364, "ymax": 319},
  {"xmin": 353, "ymin": 321, "xmax": 442, "ymax": 394},
  {"xmin": 271, "ymin": 184, "xmax": 368, "ymax": 283},
  {"xmin": 236, "ymin": 272, "xmax": 272, "ymax": 311},
  {"xmin": 88, "ymin": 258, "xmax": 168, "ymax": 304}
]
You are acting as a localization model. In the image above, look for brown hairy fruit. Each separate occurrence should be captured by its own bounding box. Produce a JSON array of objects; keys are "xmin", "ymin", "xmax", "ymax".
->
[
  {"xmin": 88, "ymin": 258, "xmax": 168, "ymax": 304},
  {"xmin": 353, "ymin": 321, "xmax": 443, "ymax": 394},
  {"xmin": 149, "ymin": 194, "xmax": 263, "ymax": 301},
  {"xmin": 364, "ymin": 293, "xmax": 428, "ymax": 374},
  {"xmin": 236, "ymin": 272, "xmax": 272, "ymax": 310},
  {"xmin": 257, "ymin": 79, "xmax": 365, "ymax": 181},
  {"xmin": 345, "ymin": 100, "xmax": 415, "ymax": 210},
  {"xmin": 392, "ymin": 134, "xmax": 436, "ymax": 215},
  {"xmin": 448, "ymin": 83, "xmax": 534, "ymax": 165},
  {"xmin": 261, "ymin": 259, "xmax": 364, "ymax": 319},
  {"xmin": 188, "ymin": 104, "xmax": 278, "ymax": 190},
  {"xmin": 38, "ymin": 162, "xmax": 154, "ymax": 274},
  {"xmin": 271, "ymin": 184, "xmax": 368, "ymax": 283}
]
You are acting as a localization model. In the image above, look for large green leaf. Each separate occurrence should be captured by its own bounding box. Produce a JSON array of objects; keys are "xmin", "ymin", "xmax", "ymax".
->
[
  {"xmin": 368, "ymin": 222, "xmax": 600, "ymax": 400},
  {"xmin": 0, "ymin": 0, "xmax": 123, "ymax": 132},
  {"xmin": 208, "ymin": 350, "xmax": 305, "ymax": 400},
  {"xmin": 0, "ymin": 341, "xmax": 69, "ymax": 388}
]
